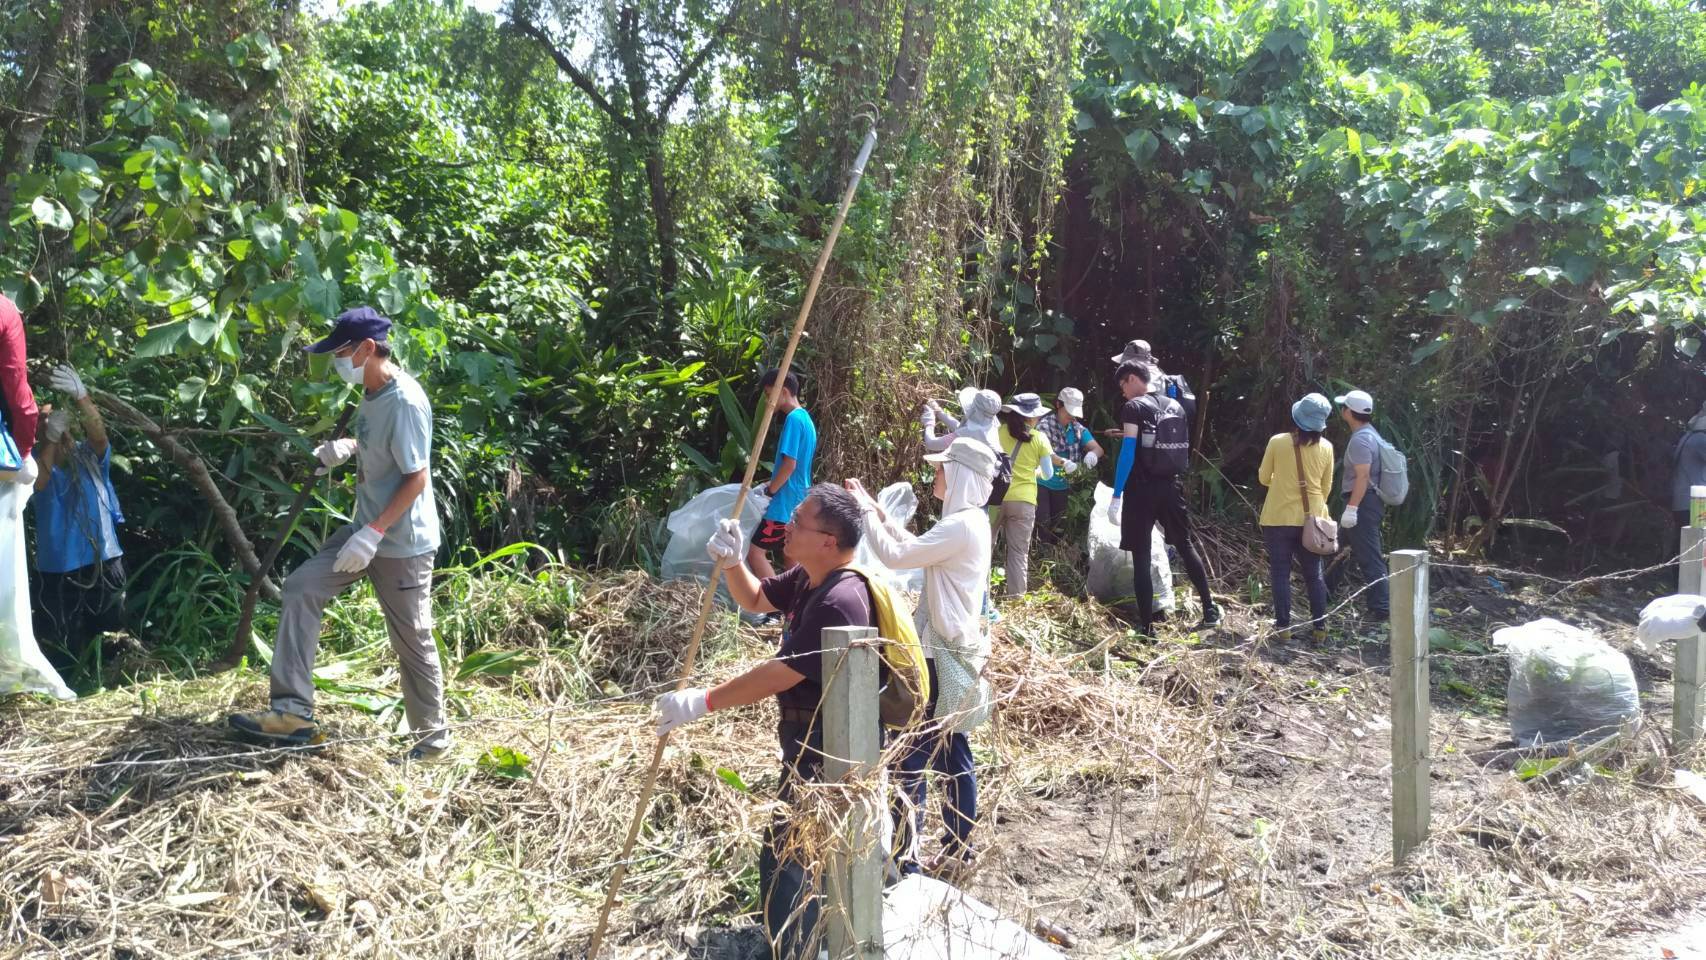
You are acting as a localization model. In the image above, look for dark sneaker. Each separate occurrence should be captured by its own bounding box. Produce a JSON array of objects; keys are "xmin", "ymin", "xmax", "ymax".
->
[
  {"xmin": 1196, "ymin": 606, "xmax": 1223, "ymax": 629},
  {"xmin": 228, "ymin": 709, "xmax": 318, "ymax": 745},
  {"xmin": 393, "ymin": 739, "xmax": 452, "ymax": 765}
]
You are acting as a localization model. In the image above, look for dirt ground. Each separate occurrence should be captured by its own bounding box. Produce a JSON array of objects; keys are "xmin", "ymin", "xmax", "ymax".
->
[{"xmin": 5, "ymin": 559, "xmax": 1706, "ymax": 959}]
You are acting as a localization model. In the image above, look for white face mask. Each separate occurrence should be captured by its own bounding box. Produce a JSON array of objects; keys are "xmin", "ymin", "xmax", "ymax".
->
[{"xmin": 333, "ymin": 354, "xmax": 364, "ymax": 385}]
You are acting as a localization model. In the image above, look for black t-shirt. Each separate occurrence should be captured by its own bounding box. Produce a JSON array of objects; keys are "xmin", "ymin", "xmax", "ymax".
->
[
  {"xmin": 1121, "ymin": 395, "xmax": 1161, "ymax": 479},
  {"xmin": 760, "ymin": 566, "xmax": 875, "ymax": 711}
]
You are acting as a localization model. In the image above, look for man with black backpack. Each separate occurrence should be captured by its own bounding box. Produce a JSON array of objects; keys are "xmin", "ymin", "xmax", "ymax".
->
[
  {"xmin": 1107, "ymin": 361, "xmax": 1219, "ymax": 636},
  {"xmin": 1326, "ymin": 390, "xmax": 1392, "ymax": 622},
  {"xmin": 1110, "ymin": 339, "xmax": 1197, "ymax": 423}
]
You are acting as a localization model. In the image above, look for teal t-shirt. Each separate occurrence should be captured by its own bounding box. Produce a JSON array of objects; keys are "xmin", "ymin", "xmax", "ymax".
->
[
  {"xmin": 1038, "ymin": 420, "xmax": 1092, "ymax": 491},
  {"xmin": 353, "ymin": 369, "xmax": 440, "ymax": 558},
  {"xmin": 764, "ymin": 407, "xmax": 817, "ymax": 523}
]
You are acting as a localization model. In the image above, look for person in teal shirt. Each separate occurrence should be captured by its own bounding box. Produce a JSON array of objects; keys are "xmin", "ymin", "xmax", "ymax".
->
[
  {"xmin": 1036, "ymin": 387, "xmax": 1102, "ymax": 544},
  {"xmin": 747, "ymin": 368, "xmax": 817, "ymax": 579}
]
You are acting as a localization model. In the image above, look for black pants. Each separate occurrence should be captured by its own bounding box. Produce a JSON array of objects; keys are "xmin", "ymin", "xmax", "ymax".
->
[
  {"xmin": 1035, "ymin": 485, "xmax": 1069, "ymax": 545},
  {"xmin": 1120, "ymin": 481, "xmax": 1213, "ymax": 630},
  {"xmin": 35, "ymin": 556, "xmax": 128, "ymax": 670},
  {"xmin": 761, "ymin": 717, "xmax": 823, "ymax": 960}
]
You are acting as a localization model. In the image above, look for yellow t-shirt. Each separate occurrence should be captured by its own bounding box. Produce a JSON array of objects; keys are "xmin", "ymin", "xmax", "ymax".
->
[
  {"xmin": 997, "ymin": 425, "xmax": 1054, "ymax": 506},
  {"xmin": 1258, "ymin": 432, "xmax": 1335, "ymax": 527}
]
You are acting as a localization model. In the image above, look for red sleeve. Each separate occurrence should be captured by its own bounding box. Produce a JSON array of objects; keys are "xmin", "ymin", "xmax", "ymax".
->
[{"xmin": 0, "ymin": 297, "xmax": 36, "ymax": 453}]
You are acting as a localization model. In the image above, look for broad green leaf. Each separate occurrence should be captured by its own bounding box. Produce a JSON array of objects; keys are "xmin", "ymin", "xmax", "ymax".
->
[
  {"xmin": 134, "ymin": 322, "xmax": 189, "ymax": 358},
  {"xmin": 30, "ymin": 196, "xmax": 72, "ymax": 231},
  {"xmin": 302, "ymin": 276, "xmax": 341, "ymax": 319},
  {"xmin": 1124, "ymin": 128, "xmax": 1159, "ymax": 166},
  {"xmin": 715, "ymin": 767, "xmax": 751, "ymax": 794},
  {"xmin": 227, "ymin": 238, "xmax": 252, "ymax": 261}
]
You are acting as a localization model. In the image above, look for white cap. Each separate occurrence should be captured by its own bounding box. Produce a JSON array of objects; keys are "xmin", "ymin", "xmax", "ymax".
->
[
  {"xmin": 1334, "ymin": 389, "xmax": 1374, "ymax": 415},
  {"xmin": 1056, "ymin": 387, "xmax": 1085, "ymax": 418}
]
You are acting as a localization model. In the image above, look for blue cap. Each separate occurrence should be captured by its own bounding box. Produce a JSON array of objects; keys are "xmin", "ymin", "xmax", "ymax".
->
[
  {"xmin": 303, "ymin": 306, "xmax": 391, "ymax": 354},
  {"xmin": 1291, "ymin": 392, "xmax": 1331, "ymax": 432}
]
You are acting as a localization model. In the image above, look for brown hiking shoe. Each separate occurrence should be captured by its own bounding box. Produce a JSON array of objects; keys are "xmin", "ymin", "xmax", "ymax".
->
[{"xmin": 228, "ymin": 709, "xmax": 319, "ymax": 746}]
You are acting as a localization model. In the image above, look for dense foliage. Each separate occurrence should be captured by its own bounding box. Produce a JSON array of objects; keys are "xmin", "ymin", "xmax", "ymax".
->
[{"xmin": 3, "ymin": 0, "xmax": 1705, "ymax": 669}]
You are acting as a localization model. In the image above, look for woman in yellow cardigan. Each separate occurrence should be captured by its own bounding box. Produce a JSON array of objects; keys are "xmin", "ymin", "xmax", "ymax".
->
[{"xmin": 1258, "ymin": 393, "xmax": 1336, "ymax": 641}]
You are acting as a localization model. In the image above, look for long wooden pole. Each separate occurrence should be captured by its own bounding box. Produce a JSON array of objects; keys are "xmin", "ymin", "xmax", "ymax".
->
[{"xmin": 586, "ymin": 125, "xmax": 878, "ymax": 958}]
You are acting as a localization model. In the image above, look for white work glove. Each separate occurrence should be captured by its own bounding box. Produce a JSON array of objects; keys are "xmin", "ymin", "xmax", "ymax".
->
[
  {"xmin": 333, "ymin": 525, "xmax": 384, "ymax": 574},
  {"xmin": 1107, "ymin": 495, "xmax": 1123, "ymax": 525},
  {"xmin": 43, "ymin": 408, "xmax": 71, "ymax": 443},
  {"xmin": 1061, "ymin": 458, "xmax": 1078, "ymax": 475},
  {"xmin": 920, "ymin": 403, "xmax": 936, "ymax": 431},
  {"xmin": 706, "ymin": 517, "xmax": 744, "ymax": 569},
  {"xmin": 655, "ymin": 688, "xmax": 710, "ymax": 736},
  {"xmin": 48, "ymin": 364, "xmax": 87, "ymax": 400},
  {"xmin": 1340, "ymin": 505, "xmax": 1359, "ymax": 529},
  {"xmin": 314, "ymin": 437, "xmax": 358, "ymax": 475},
  {"xmin": 1084, "ymin": 451, "xmax": 1099, "ymax": 468}
]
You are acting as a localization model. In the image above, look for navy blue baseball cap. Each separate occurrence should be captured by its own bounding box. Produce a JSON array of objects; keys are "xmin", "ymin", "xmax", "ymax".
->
[{"xmin": 303, "ymin": 306, "xmax": 391, "ymax": 354}]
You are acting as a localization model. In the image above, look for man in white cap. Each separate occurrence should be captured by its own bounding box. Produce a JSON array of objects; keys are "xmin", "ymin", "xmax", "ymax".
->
[
  {"xmin": 1036, "ymin": 387, "xmax": 1102, "ymax": 543},
  {"xmin": 1327, "ymin": 389, "xmax": 1389, "ymax": 621},
  {"xmin": 1110, "ymin": 339, "xmax": 1196, "ymax": 422}
]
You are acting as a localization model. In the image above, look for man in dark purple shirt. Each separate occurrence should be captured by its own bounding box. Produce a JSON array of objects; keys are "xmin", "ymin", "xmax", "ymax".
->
[{"xmin": 655, "ymin": 482, "xmax": 875, "ymax": 960}]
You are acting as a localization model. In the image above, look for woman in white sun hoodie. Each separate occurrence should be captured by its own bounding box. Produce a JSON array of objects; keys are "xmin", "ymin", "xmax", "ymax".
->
[{"xmin": 845, "ymin": 435, "xmax": 995, "ymax": 874}]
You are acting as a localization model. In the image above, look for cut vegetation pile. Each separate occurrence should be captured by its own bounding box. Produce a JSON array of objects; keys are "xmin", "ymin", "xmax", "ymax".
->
[{"xmin": 2, "ymin": 559, "xmax": 1705, "ymax": 959}]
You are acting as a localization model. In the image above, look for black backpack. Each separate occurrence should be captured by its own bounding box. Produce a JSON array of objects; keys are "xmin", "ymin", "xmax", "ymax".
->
[
  {"xmin": 1138, "ymin": 394, "xmax": 1190, "ymax": 477},
  {"xmin": 1162, "ymin": 373, "xmax": 1197, "ymax": 422},
  {"xmin": 983, "ymin": 437, "xmax": 1018, "ymax": 507}
]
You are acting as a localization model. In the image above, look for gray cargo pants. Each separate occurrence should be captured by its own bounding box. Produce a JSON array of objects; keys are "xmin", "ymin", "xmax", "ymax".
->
[{"xmin": 270, "ymin": 524, "xmax": 447, "ymax": 748}]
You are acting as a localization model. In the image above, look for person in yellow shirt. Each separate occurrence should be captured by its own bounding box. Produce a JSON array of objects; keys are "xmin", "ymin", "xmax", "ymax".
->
[
  {"xmin": 994, "ymin": 393, "xmax": 1054, "ymax": 596},
  {"xmin": 1257, "ymin": 393, "xmax": 1336, "ymax": 641}
]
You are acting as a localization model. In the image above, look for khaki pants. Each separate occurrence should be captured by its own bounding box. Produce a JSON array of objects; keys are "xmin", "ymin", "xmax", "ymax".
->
[
  {"xmin": 995, "ymin": 500, "xmax": 1037, "ymax": 596},
  {"xmin": 270, "ymin": 524, "xmax": 447, "ymax": 748}
]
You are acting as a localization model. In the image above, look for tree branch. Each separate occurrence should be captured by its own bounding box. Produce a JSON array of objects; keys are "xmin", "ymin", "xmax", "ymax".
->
[
  {"xmin": 90, "ymin": 389, "xmax": 280, "ymax": 602},
  {"xmin": 508, "ymin": 16, "xmax": 634, "ymax": 133},
  {"xmin": 657, "ymin": 0, "xmax": 745, "ymax": 118}
]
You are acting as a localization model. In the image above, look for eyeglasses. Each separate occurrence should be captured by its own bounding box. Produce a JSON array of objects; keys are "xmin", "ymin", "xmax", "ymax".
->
[{"xmin": 786, "ymin": 518, "xmax": 835, "ymax": 537}]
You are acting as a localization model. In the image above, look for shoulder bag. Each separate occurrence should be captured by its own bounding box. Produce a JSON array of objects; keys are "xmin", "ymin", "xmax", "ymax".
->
[{"xmin": 1292, "ymin": 435, "xmax": 1338, "ymax": 555}]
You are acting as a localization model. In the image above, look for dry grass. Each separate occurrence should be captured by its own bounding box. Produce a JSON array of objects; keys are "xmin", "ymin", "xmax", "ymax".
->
[{"xmin": 2, "ymin": 564, "xmax": 1705, "ymax": 959}]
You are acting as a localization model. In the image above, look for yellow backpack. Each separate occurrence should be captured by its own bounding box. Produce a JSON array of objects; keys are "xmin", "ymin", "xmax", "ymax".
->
[{"xmin": 828, "ymin": 567, "xmax": 932, "ymax": 728}]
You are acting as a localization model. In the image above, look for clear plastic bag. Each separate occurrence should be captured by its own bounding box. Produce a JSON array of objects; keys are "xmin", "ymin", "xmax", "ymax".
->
[
  {"xmin": 852, "ymin": 481, "xmax": 925, "ymax": 595},
  {"xmin": 1086, "ymin": 483, "xmax": 1173, "ymax": 612},
  {"xmin": 1636, "ymin": 594, "xmax": 1706, "ymax": 655},
  {"xmin": 1493, "ymin": 618, "xmax": 1638, "ymax": 747},
  {"xmin": 659, "ymin": 483, "xmax": 766, "ymax": 584},
  {"xmin": 0, "ymin": 480, "xmax": 73, "ymax": 700}
]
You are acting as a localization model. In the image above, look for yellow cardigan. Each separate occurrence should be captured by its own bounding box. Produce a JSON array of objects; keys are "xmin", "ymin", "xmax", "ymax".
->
[{"xmin": 1258, "ymin": 432, "xmax": 1335, "ymax": 527}]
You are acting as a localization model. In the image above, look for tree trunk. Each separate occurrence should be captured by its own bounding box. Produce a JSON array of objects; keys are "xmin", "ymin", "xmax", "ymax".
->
[
  {"xmin": 0, "ymin": 0, "xmax": 89, "ymax": 209},
  {"xmin": 91, "ymin": 389, "xmax": 280, "ymax": 602}
]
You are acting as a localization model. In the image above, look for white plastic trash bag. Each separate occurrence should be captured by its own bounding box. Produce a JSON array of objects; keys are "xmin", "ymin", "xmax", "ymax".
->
[
  {"xmin": 1636, "ymin": 594, "xmax": 1706, "ymax": 655},
  {"xmin": 1493, "ymin": 618, "xmax": 1638, "ymax": 747},
  {"xmin": 0, "ymin": 479, "xmax": 73, "ymax": 700},
  {"xmin": 1086, "ymin": 483, "xmax": 1173, "ymax": 612},
  {"xmin": 852, "ymin": 482, "xmax": 925, "ymax": 595},
  {"xmin": 660, "ymin": 483, "xmax": 767, "ymax": 584}
]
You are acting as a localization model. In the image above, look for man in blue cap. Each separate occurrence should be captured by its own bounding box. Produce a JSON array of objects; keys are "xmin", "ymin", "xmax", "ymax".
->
[{"xmin": 229, "ymin": 307, "xmax": 447, "ymax": 761}]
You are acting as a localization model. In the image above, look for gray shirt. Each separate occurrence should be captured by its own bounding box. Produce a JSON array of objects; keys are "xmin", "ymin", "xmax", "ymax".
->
[
  {"xmin": 1673, "ymin": 431, "xmax": 1706, "ymax": 511},
  {"xmin": 1342, "ymin": 424, "xmax": 1381, "ymax": 495},
  {"xmin": 354, "ymin": 368, "xmax": 439, "ymax": 558}
]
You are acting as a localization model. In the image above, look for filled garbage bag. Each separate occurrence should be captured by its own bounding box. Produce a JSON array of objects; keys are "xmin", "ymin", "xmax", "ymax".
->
[
  {"xmin": 0, "ymin": 479, "xmax": 73, "ymax": 700},
  {"xmin": 1086, "ymin": 483, "xmax": 1173, "ymax": 613},
  {"xmin": 659, "ymin": 484, "xmax": 767, "ymax": 584},
  {"xmin": 851, "ymin": 481, "xmax": 925, "ymax": 595},
  {"xmin": 1636, "ymin": 594, "xmax": 1706, "ymax": 655},
  {"xmin": 1493, "ymin": 618, "xmax": 1638, "ymax": 747}
]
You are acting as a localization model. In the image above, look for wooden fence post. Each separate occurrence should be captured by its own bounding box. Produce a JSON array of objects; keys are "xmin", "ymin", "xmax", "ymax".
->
[
  {"xmin": 1390, "ymin": 549, "xmax": 1431, "ymax": 865},
  {"xmin": 820, "ymin": 625, "xmax": 883, "ymax": 960},
  {"xmin": 1677, "ymin": 528, "xmax": 1706, "ymax": 751}
]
